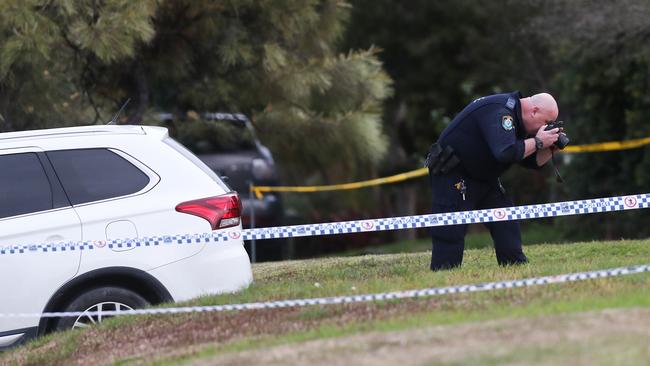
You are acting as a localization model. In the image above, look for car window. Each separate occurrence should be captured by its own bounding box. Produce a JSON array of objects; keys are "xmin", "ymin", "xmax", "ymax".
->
[
  {"xmin": 47, "ymin": 149, "xmax": 150, "ymax": 205},
  {"xmin": 0, "ymin": 153, "xmax": 53, "ymax": 218},
  {"xmin": 163, "ymin": 137, "xmax": 231, "ymax": 192}
]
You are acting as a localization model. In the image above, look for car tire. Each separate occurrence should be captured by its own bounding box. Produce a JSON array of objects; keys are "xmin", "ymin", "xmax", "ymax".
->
[{"xmin": 55, "ymin": 286, "xmax": 149, "ymax": 331}]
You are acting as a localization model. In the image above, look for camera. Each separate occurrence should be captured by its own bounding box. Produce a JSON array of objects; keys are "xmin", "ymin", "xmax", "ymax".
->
[{"xmin": 544, "ymin": 120, "xmax": 570, "ymax": 149}]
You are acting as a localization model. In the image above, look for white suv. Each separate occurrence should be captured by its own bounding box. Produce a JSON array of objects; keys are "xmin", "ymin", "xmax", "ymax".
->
[{"xmin": 0, "ymin": 125, "xmax": 253, "ymax": 349}]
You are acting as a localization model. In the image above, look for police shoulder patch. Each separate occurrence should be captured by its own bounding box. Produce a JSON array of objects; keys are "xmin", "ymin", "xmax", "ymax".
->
[{"xmin": 501, "ymin": 115, "xmax": 514, "ymax": 131}]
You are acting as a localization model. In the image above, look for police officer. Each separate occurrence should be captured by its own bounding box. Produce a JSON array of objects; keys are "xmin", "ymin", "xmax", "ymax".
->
[{"xmin": 425, "ymin": 91, "xmax": 560, "ymax": 271}]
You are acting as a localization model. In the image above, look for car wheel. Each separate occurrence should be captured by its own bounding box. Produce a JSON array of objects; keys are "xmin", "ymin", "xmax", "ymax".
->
[{"xmin": 55, "ymin": 286, "xmax": 149, "ymax": 331}]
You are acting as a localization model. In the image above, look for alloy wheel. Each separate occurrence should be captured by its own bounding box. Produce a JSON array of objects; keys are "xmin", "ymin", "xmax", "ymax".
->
[{"xmin": 72, "ymin": 301, "xmax": 134, "ymax": 329}]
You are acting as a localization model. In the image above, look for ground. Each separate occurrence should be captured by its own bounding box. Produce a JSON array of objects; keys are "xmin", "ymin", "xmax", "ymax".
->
[
  {"xmin": 2, "ymin": 241, "xmax": 649, "ymax": 365},
  {"xmin": 198, "ymin": 308, "xmax": 650, "ymax": 366}
]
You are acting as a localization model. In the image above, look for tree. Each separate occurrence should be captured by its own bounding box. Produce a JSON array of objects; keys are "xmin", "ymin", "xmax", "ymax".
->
[
  {"xmin": 0, "ymin": 0, "xmax": 392, "ymax": 183},
  {"xmin": 528, "ymin": 0, "xmax": 650, "ymax": 238},
  {"xmin": 341, "ymin": 0, "xmax": 556, "ymax": 243},
  {"xmin": 0, "ymin": 0, "xmax": 157, "ymax": 131},
  {"xmin": 343, "ymin": 0, "xmax": 552, "ymax": 160}
]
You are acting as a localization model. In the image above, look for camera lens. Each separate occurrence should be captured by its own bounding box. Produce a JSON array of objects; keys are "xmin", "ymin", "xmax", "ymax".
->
[{"xmin": 555, "ymin": 133, "xmax": 570, "ymax": 149}]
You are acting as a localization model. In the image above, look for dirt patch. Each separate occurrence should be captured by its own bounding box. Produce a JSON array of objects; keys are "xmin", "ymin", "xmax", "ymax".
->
[
  {"xmin": 2, "ymin": 291, "xmax": 647, "ymax": 365},
  {"xmin": 189, "ymin": 308, "xmax": 650, "ymax": 366},
  {"xmin": 2, "ymin": 297, "xmax": 447, "ymax": 366}
]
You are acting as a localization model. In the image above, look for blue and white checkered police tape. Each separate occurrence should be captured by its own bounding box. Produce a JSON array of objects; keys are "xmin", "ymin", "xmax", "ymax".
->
[
  {"xmin": 0, "ymin": 193, "xmax": 648, "ymax": 255},
  {"xmin": 1, "ymin": 263, "xmax": 648, "ymax": 318},
  {"xmin": 242, "ymin": 193, "xmax": 648, "ymax": 241}
]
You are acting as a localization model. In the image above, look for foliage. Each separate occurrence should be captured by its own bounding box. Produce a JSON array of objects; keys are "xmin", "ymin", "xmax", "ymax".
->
[
  {"xmin": 0, "ymin": 0, "xmax": 392, "ymax": 182},
  {"xmin": 342, "ymin": 0, "xmax": 556, "ymax": 220},
  {"xmin": 0, "ymin": 0, "xmax": 156, "ymax": 130},
  {"xmin": 343, "ymin": 0, "xmax": 550, "ymax": 158},
  {"xmin": 2, "ymin": 0, "xmax": 649, "ymax": 242},
  {"xmin": 254, "ymin": 48, "xmax": 392, "ymax": 181},
  {"xmin": 528, "ymin": 0, "xmax": 650, "ymax": 238},
  {"xmin": 343, "ymin": 0, "xmax": 650, "ymax": 240}
]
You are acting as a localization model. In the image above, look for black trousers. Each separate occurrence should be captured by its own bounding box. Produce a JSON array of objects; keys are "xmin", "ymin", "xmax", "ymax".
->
[{"xmin": 429, "ymin": 170, "xmax": 528, "ymax": 271}]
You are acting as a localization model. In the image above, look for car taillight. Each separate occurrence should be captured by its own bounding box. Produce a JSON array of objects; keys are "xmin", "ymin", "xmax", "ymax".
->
[{"xmin": 175, "ymin": 193, "xmax": 242, "ymax": 230}]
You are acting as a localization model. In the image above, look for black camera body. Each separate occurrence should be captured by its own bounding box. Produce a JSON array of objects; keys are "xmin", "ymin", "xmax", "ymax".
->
[{"xmin": 544, "ymin": 121, "xmax": 570, "ymax": 149}]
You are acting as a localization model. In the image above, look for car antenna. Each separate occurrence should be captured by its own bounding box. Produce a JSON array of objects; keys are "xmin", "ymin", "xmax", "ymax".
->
[{"xmin": 106, "ymin": 98, "xmax": 131, "ymax": 125}]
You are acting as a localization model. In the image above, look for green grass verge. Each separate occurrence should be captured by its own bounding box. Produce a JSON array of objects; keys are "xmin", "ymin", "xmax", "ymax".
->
[{"xmin": 3, "ymin": 239, "xmax": 649, "ymax": 365}]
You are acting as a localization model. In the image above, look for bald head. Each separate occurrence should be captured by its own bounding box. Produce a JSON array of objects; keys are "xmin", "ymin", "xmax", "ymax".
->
[
  {"xmin": 520, "ymin": 92, "xmax": 559, "ymax": 135},
  {"xmin": 531, "ymin": 93, "xmax": 558, "ymax": 117}
]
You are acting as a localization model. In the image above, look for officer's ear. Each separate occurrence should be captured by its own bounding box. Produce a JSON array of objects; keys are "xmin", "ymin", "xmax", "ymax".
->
[{"xmin": 531, "ymin": 105, "xmax": 540, "ymax": 116}]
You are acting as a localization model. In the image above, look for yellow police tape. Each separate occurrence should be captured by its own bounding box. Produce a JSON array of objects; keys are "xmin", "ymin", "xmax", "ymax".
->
[
  {"xmin": 251, "ymin": 136, "xmax": 650, "ymax": 198},
  {"xmin": 252, "ymin": 168, "xmax": 429, "ymax": 199},
  {"xmin": 562, "ymin": 136, "xmax": 650, "ymax": 153}
]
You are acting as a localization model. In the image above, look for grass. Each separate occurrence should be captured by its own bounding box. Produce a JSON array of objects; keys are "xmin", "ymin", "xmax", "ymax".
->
[{"xmin": 2, "ymin": 238, "xmax": 649, "ymax": 365}]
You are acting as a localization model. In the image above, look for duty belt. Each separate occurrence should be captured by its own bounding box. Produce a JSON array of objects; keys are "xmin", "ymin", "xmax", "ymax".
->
[{"xmin": 425, "ymin": 143, "xmax": 461, "ymax": 175}]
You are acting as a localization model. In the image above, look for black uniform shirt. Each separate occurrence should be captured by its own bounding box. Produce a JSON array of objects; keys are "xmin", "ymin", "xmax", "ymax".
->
[{"xmin": 438, "ymin": 91, "xmax": 539, "ymax": 182}]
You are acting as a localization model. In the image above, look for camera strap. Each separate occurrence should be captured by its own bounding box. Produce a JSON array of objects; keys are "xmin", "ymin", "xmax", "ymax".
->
[{"xmin": 550, "ymin": 151, "xmax": 565, "ymax": 183}]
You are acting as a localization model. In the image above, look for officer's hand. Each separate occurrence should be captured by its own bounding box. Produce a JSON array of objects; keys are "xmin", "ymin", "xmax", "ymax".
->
[{"xmin": 535, "ymin": 125, "xmax": 559, "ymax": 148}]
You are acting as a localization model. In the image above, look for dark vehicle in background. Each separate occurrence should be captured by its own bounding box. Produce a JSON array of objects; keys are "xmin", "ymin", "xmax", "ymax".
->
[
  {"xmin": 193, "ymin": 113, "xmax": 282, "ymax": 227},
  {"xmin": 157, "ymin": 112, "xmax": 286, "ymax": 261}
]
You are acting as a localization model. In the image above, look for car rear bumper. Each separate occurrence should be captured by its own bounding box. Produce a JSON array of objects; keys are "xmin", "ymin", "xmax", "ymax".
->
[{"xmin": 148, "ymin": 238, "xmax": 253, "ymax": 302}]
